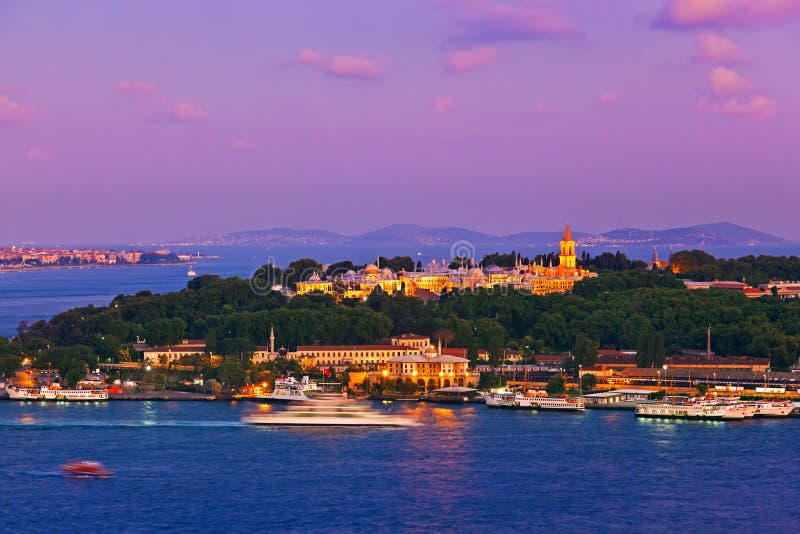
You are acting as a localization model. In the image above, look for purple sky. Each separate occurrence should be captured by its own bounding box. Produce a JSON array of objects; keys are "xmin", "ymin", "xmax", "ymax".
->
[{"xmin": 2, "ymin": 0, "xmax": 799, "ymax": 244}]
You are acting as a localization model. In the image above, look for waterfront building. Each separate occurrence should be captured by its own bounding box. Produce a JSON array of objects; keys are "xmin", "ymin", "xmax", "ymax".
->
[
  {"xmin": 583, "ymin": 389, "xmax": 651, "ymax": 406},
  {"xmin": 375, "ymin": 348, "xmax": 478, "ymax": 391},
  {"xmin": 287, "ymin": 334, "xmax": 468, "ymax": 369},
  {"xmin": 295, "ymin": 224, "xmax": 595, "ymax": 299},
  {"xmin": 142, "ymin": 339, "xmax": 207, "ymax": 365},
  {"xmin": 666, "ymin": 355, "xmax": 769, "ymax": 373}
]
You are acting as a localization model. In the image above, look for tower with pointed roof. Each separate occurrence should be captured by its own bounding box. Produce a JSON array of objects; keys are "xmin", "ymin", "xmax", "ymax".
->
[{"xmin": 559, "ymin": 223, "xmax": 576, "ymax": 270}]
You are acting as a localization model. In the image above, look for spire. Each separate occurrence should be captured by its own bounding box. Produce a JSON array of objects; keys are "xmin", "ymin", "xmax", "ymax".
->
[
  {"xmin": 652, "ymin": 247, "xmax": 660, "ymax": 264},
  {"xmin": 562, "ymin": 222, "xmax": 573, "ymax": 242},
  {"xmin": 270, "ymin": 324, "xmax": 275, "ymax": 354}
]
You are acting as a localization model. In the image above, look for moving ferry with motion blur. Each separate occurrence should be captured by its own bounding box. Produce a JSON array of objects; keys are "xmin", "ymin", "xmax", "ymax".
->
[
  {"xmin": 485, "ymin": 389, "xmax": 585, "ymax": 412},
  {"xmin": 242, "ymin": 400, "xmax": 420, "ymax": 427},
  {"xmin": 7, "ymin": 385, "xmax": 109, "ymax": 401}
]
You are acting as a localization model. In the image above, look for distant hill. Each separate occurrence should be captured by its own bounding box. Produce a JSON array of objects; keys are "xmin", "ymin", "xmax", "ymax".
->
[
  {"xmin": 582, "ymin": 223, "xmax": 785, "ymax": 247},
  {"xmin": 170, "ymin": 222, "xmax": 786, "ymax": 248}
]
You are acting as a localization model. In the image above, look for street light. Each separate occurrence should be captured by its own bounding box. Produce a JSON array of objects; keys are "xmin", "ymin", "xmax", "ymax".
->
[{"xmin": 662, "ymin": 364, "xmax": 668, "ymax": 393}]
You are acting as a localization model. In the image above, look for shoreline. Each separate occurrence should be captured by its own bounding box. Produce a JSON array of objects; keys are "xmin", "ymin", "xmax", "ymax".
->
[{"xmin": 0, "ymin": 262, "xmax": 196, "ymax": 274}]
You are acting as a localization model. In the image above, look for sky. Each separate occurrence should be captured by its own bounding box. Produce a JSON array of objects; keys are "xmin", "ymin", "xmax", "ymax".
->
[{"xmin": 1, "ymin": 0, "xmax": 799, "ymax": 245}]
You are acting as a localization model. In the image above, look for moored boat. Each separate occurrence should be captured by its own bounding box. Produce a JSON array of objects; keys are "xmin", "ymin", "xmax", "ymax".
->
[
  {"xmin": 635, "ymin": 396, "xmax": 746, "ymax": 421},
  {"xmin": 485, "ymin": 389, "xmax": 584, "ymax": 411},
  {"xmin": 748, "ymin": 400, "xmax": 794, "ymax": 417},
  {"xmin": 7, "ymin": 385, "xmax": 109, "ymax": 401}
]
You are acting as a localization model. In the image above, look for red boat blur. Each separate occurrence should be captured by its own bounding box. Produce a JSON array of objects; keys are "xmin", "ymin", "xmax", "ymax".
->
[{"xmin": 60, "ymin": 460, "xmax": 115, "ymax": 479}]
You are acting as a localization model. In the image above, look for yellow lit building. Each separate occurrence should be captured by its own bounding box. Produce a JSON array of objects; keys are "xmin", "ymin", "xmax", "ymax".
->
[
  {"xmin": 295, "ymin": 224, "xmax": 594, "ymax": 299},
  {"xmin": 372, "ymin": 351, "xmax": 479, "ymax": 392}
]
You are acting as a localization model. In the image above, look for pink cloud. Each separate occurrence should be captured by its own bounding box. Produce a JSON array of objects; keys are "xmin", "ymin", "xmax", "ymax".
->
[
  {"xmin": 433, "ymin": 96, "xmax": 456, "ymax": 115},
  {"xmin": 116, "ymin": 82, "xmax": 207, "ymax": 123},
  {"xmin": 698, "ymin": 95, "xmax": 778, "ymax": 118},
  {"xmin": 25, "ymin": 146, "xmax": 53, "ymax": 161},
  {"xmin": 167, "ymin": 99, "xmax": 207, "ymax": 123},
  {"xmin": 295, "ymin": 48, "xmax": 323, "ymax": 65},
  {"xmin": 596, "ymin": 92, "xmax": 623, "ymax": 107},
  {"xmin": 709, "ymin": 66, "xmax": 751, "ymax": 97},
  {"xmin": 325, "ymin": 55, "xmax": 383, "ymax": 80},
  {"xmin": 287, "ymin": 49, "xmax": 384, "ymax": 80},
  {"xmin": 445, "ymin": 46, "xmax": 500, "ymax": 74},
  {"xmin": 0, "ymin": 94, "xmax": 35, "ymax": 125},
  {"xmin": 656, "ymin": 0, "xmax": 800, "ymax": 28},
  {"xmin": 231, "ymin": 140, "xmax": 256, "ymax": 150},
  {"xmin": 113, "ymin": 80, "xmax": 156, "ymax": 96},
  {"xmin": 450, "ymin": 3, "xmax": 581, "ymax": 44},
  {"xmin": 694, "ymin": 33, "xmax": 744, "ymax": 63}
]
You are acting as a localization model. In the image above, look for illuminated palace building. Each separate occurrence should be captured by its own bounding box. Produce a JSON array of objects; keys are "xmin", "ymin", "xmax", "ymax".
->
[{"xmin": 296, "ymin": 224, "xmax": 596, "ymax": 299}]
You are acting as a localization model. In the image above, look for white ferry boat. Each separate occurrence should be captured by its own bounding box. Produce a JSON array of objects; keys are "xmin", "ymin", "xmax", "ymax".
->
[
  {"xmin": 7, "ymin": 385, "xmax": 109, "ymax": 401},
  {"xmin": 242, "ymin": 401, "xmax": 420, "ymax": 427},
  {"xmin": 485, "ymin": 390, "xmax": 585, "ymax": 411},
  {"xmin": 266, "ymin": 376, "xmax": 320, "ymax": 403},
  {"xmin": 749, "ymin": 400, "xmax": 794, "ymax": 417},
  {"xmin": 635, "ymin": 396, "xmax": 746, "ymax": 420}
]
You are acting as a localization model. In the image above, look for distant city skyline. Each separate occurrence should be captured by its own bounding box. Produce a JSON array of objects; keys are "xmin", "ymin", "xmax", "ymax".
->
[{"xmin": 2, "ymin": 1, "xmax": 800, "ymax": 243}]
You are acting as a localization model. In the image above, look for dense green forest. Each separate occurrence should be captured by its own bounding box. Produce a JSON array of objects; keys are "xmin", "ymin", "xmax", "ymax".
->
[
  {"xmin": 3, "ymin": 253, "xmax": 800, "ymax": 383},
  {"xmin": 669, "ymin": 250, "xmax": 800, "ymax": 285}
]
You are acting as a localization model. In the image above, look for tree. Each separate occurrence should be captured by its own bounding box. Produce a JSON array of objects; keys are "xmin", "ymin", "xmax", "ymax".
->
[
  {"xmin": 573, "ymin": 333, "xmax": 599, "ymax": 368},
  {"xmin": 580, "ymin": 373, "xmax": 597, "ymax": 391},
  {"xmin": 217, "ymin": 361, "xmax": 246, "ymax": 388},
  {"xmin": 206, "ymin": 378, "xmax": 222, "ymax": 396},
  {"xmin": 545, "ymin": 373, "xmax": 566, "ymax": 396}
]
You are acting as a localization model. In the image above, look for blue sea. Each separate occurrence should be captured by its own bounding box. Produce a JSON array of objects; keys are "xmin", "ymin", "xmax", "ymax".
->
[
  {"xmin": 1, "ymin": 243, "xmax": 799, "ymax": 337},
  {"xmin": 0, "ymin": 400, "xmax": 798, "ymax": 532}
]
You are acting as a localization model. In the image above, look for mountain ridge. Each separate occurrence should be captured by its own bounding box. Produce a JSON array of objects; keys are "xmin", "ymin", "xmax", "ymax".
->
[{"xmin": 167, "ymin": 222, "xmax": 787, "ymax": 248}]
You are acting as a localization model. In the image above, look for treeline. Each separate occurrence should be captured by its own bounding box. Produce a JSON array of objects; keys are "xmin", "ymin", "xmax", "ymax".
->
[
  {"xmin": 670, "ymin": 250, "xmax": 800, "ymax": 285},
  {"xmin": 4, "ymin": 259, "xmax": 800, "ymax": 381}
]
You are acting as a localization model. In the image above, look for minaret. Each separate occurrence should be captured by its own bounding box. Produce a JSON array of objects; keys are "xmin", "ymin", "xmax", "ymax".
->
[
  {"xmin": 559, "ymin": 223, "xmax": 577, "ymax": 269},
  {"xmin": 270, "ymin": 324, "xmax": 275, "ymax": 354}
]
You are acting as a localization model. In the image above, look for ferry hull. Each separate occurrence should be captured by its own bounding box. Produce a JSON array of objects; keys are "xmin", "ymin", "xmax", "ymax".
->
[{"xmin": 242, "ymin": 414, "xmax": 419, "ymax": 427}]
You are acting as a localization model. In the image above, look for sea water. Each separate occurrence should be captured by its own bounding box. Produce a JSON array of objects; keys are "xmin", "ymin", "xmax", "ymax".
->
[{"xmin": 0, "ymin": 400, "xmax": 798, "ymax": 532}]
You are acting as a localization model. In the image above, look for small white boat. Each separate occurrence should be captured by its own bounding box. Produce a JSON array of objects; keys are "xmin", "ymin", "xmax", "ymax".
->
[
  {"xmin": 242, "ymin": 401, "xmax": 420, "ymax": 427},
  {"xmin": 485, "ymin": 390, "xmax": 585, "ymax": 411},
  {"xmin": 187, "ymin": 267, "xmax": 197, "ymax": 277}
]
